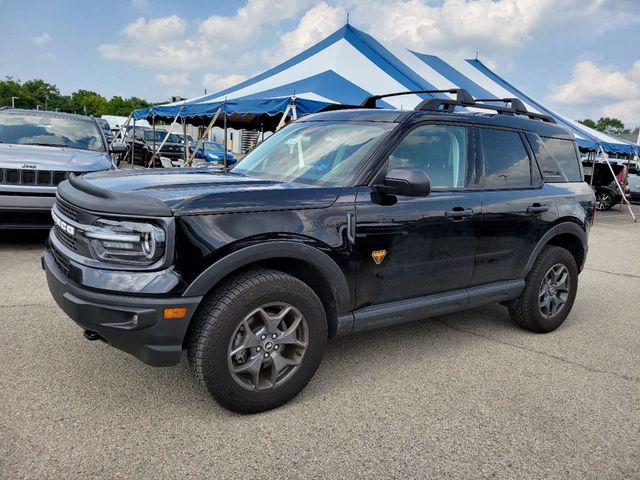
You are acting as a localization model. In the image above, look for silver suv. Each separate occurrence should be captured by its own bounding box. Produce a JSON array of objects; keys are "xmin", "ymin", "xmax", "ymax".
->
[{"xmin": 0, "ymin": 109, "xmax": 124, "ymax": 228}]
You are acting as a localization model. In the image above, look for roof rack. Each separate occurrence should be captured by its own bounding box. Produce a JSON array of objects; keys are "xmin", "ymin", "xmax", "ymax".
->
[
  {"xmin": 414, "ymin": 94, "xmax": 556, "ymax": 123},
  {"xmin": 360, "ymin": 88, "xmax": 474, "ymax": 108}
]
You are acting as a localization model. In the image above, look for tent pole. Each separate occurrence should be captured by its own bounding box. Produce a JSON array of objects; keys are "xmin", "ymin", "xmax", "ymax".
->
[
  {"xmin": 223, "ymin": 112, "xmax": 228, "ymax": 169},
  {"xmin": 599, "ymin": 145, "xmax": 636, "ymax": 222},
  {"xmin": 187, "ymin": 107, "xmax": 222, "ymax": 166},
  {"xmin": 151, "ymin": 115, "xmax": 156, "ymax": 168},
  {"xmin": 110, "ymin": 113, "xmax": 131, "ymax": 148},
  {"xmin": 183, "ymin": 117, "xmax": 188, "ymax": 165},
  {"xmin": 148, "ymin": 109, "xmax": 182, "ymax": 167},
  {"xmin": 131, "ymin": 118, "xmax": 136, "ymax": 169},
  {"xmin": 275, "ymin": 104, "xmax": 291, "ymax": 131},
  {"xmin": 589, "ymin": 151, "xmax": 596, "ymax": 186}
]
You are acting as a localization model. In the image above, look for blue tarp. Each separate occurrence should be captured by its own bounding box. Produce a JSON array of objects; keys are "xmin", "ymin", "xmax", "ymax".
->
[{"xmin": 132, "ymin": 97, "xmax": 335, "ymax": 121}]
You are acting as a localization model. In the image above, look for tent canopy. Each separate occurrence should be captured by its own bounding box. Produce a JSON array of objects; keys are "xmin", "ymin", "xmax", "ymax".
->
[
  {"xmin": 134, "ymin": 24, "xmax": 637, "ymax": 155},
  {"xmin": 132, "ymin": 96, "xmax": 349, "ymax": 130}
]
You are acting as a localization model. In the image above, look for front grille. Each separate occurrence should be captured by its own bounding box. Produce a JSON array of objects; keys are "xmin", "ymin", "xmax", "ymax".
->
[
  {"xmin": 0, "ymin": 168, "xmax": 74, "ymax": 186},
  {"xmin": 54, "ymin": 225, "xmax": 77, "ymax": 251},
  {"xmin": 55, "ymin": 199, "xmax": 80, "ymax": 221}
]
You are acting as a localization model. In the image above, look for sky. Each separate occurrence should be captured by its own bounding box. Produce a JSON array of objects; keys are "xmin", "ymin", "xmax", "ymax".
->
[{"xmin": 1, "ymin": 0, "xmax": 640, "ymax": 126}]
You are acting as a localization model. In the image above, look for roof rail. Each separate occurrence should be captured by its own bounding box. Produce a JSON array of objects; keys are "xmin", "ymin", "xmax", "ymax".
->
[
  {"xmin": 360, "ymin": 88, "xmax": 474, "ymax": 108},
  {"xmin": 415, "ymin": 94, "xmax": 556, "ymax": 123}
]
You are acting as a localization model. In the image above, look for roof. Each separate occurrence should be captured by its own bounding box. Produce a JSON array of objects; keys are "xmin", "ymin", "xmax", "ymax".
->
[
  {"xmin": 301, "ymin": 108, "xmax": 574, "ymax": 139},
  {"xmin": 134, "ymin": 24, "xmax": 638, "ymax": 155}
]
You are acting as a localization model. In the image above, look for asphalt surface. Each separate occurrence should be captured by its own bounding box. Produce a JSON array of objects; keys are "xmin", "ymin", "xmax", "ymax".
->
[{"xmin": 1, "ymin": 205, "xmax": 639, "ymax": 479}]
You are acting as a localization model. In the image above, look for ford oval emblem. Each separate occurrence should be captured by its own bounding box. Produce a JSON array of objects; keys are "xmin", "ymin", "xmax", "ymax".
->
[{"xmin": 22, "ymin": 164, "xmax": 37, "ymax": 169}]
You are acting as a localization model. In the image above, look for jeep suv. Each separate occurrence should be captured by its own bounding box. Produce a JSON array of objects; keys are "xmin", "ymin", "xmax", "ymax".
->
[{"xmin": 43, "ymin": 90, "xmax": 595, "ymax": 413}]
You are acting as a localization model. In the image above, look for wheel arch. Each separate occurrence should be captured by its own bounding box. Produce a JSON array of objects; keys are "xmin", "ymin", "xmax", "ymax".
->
[
  {"xmin": 182, "ymin": 241, "xmax": 352, "ymax": 338},
  {"xmin": 523, "ymin": 222, "xmax": 588, "ymax": 276}
]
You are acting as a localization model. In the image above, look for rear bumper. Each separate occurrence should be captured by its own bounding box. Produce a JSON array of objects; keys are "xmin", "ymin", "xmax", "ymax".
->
[{"xmin": 43, "ymin": 247, "xmax": 202, "ymax": 366}]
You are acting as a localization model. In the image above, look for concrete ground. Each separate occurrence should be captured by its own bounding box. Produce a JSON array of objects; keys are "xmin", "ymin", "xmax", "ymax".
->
[{"xmin": 1, "ymin": 205, "xmax": 639, "ymax": 479}]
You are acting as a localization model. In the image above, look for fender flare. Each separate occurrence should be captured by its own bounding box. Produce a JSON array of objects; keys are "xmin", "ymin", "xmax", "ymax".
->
[
  {"xmin": 523, "ymin": 222, "xmax": 588, "ymax": 276},
  {"xmin": 182, "ymin": 241, "xmax": 351, "ymax": 313}
]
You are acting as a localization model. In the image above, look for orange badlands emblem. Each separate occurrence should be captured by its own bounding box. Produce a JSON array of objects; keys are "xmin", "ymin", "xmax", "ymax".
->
[{"xmin": 371, "ymin": 250, "xmax": 387, "ymax": 265}]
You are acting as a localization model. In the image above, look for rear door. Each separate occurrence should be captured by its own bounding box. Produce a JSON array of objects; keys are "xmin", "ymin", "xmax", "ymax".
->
[
  {"xmin": 354, "ymin": 123, "xmax": 481, "ymax": 308},
  {"xmin": 472, "ymin": 127, "xmax": 557, "ymax": 285}
]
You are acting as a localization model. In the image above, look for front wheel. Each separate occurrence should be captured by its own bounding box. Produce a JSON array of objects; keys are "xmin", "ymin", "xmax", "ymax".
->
[
  {"xmin": 187, "ymin": 269, "xmax": 327, "ymax": 413},
  {"xmin": 509, "ymin": 245, "xmax": 578, "ymax": 333}
]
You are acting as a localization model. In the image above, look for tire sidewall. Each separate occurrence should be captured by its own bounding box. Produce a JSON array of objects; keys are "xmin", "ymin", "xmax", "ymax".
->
[
  {"xmin": 525, "ymin": 247, "xmax": 579, "ymax": 332},
  {"xmin": 198, "ymin": 274, "xmax": 327, "ymax": 412}
]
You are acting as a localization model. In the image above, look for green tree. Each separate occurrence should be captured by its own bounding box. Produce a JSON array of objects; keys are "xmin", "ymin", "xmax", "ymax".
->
[
  {"xmin": 0, "ymin": 76, "xmax": 24, "ymax": 107},
  {"xmin": 596, "ymin": 117, "xmax": 627, "ymax": 134},
  {"xmin": 578, "ymin": 118, "xmax": 597, "ymax": 129},
  {"xmin": 20, "ymin": 79, "xmax": 61, "ymax": 109},
  {"xmin": 70, "ymin": 90, "xmax": 107, "ymax": 116}
]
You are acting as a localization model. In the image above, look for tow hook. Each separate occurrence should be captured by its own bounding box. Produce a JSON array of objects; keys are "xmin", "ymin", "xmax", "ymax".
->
[{"xmin": 83, "ymin": 330, "xmax": 104, "ymax": 342}]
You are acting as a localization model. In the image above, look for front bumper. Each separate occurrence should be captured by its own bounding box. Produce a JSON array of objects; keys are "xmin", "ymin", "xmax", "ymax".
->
[{"xmin": 43, "ymin": 247, "xmax": 202, "ymax": 366}]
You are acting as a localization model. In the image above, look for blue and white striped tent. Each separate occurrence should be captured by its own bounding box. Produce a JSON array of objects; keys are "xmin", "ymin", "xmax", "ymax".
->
[{"xmin": 140, "ymin": 24, "xmax": 637, "ymax": 155}]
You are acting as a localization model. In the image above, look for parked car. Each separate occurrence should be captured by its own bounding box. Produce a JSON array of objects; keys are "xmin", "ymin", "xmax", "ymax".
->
[
  {"xmin": 191, "ymin": 141, "xmax": 237, "ymax": 165},
  {"xmin": 95, "ymin": 117, "xmax": 114, "ymax": 145},
  {"xmin": 628, "ymin": 175, "xmax": 640, "ymax": 202},
  {"xmin": 583, "ymin": 159, "xmax": 627, "ymax": 210},
  {"xmin": 44, "ymin": 90, "xmax": 595, "ymax": 413},
  {"xmin": 0, "ymin": 108, "xmax": 123, "ymax": 228},
  {"xmin": 173, "ymin": 133, "xmax": 195, "ymax": 146},
  {"xmin": 124, "ymin": 128, "xmax": 184, "ymax": 166}
]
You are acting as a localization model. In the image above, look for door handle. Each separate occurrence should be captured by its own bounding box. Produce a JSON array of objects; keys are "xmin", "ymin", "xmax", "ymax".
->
[
  {"xmin": 527, "ymin": 204, "xmax": 549, "ymax": 214},
  {"xmin": 445, "ymin": 207, "xmax": 473, "ymax": 220}
]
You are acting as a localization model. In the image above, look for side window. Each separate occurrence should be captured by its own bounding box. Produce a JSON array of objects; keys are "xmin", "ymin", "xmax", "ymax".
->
[
  {"xmin": 541, "ymin": 137, "xmax": 582, "ymax": 182},
  {"xmin": 526, "ymin": 133, "xmax": 565, "ymax": 182},
  {"xmin": 479, "ymin": 128, "xmax": 531, "ymax": 188},
  {"xmin": 387, "ymin": 124, "xmax": 468, "ymax": 189}
]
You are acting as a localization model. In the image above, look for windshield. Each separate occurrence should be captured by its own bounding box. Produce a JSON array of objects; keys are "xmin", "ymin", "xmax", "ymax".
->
[
  {"xmin": 204, "ymin": 142, "xmax": 224, "ymax": 150},
  {"xmin": 0, "ymin": 111, "xmax": 105, "ymax": 151},
  {"xmin": 231, "ymin": 121, "xmax": 395, "ymax": 186},
  {"xmin": 144, "ymin": 130, "xmax": 180, "ymax": 143}
]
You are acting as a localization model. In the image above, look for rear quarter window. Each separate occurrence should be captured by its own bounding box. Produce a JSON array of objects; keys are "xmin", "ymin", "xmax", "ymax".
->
[{"xmin": 527, "ymin": 134, "xmax": 582, "ymax": 182}]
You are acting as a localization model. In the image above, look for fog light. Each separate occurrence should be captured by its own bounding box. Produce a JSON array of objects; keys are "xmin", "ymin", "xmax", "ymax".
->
[{"xmin": 163, "ymin": 307, "xmax": 187, "ymax": 319}]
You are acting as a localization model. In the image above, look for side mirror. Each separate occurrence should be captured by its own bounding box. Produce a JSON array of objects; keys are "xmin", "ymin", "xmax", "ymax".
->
[
  {"xmin": 109, "ymin": 141, "xmax": 128, "ymax": 154},
  {"xmin": 377, "ymin": 168, "xmax": 431, "ymax": 197}
]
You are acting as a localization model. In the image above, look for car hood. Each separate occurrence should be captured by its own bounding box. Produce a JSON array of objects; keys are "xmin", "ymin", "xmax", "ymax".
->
[
  {"xmin": 75, "ymin": 168, "xmax": 342, "ymax": 215},
  {"xmin": 0, "ymin": 143, "xmax": 111, "ymax": 170}
]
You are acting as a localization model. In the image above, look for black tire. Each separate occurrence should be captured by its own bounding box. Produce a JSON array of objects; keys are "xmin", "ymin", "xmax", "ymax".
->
[
  {"xmin": 508, "ymin": 245, "xmax": 578, "ymax": 333},
  {"xmin": 595, "ymin": 191, "xmax": 614, "ymax": 211},
  {"xmin": 187, "ymin": 269, "xmax": 327, "ymax": 413}
]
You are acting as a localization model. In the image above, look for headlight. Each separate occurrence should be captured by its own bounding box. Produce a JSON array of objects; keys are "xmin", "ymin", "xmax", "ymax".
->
[{"xmin": 85, "ymin": 219, "xmax": 166, "ymax": 265}]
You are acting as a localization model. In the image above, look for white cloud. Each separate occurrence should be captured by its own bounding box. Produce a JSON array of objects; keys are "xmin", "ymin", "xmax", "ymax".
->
[
  {"xmin": 203, "ymin": 73, "xmax": 248, "ymax": 92},
  {"xmin": 155, "ymin": 72, "xmax": 190, "ymax": 87},
  {"xmin": 547, "ymin": 60, "xmax": 640, "ymax": 125},
  {"xmin": 31, "ymin": 32, "xmax": 50, "ymax": 46},
  {"xmin": 273, "ymin": 2, "xmax": 344, "ymax": 62},
  {"xmin": 122, "ymin": 16, "xmax": 186, "ymax": 40},
  {"xmin": 199, "ymin": 0, "xmax": 307, "ymax": 44}
]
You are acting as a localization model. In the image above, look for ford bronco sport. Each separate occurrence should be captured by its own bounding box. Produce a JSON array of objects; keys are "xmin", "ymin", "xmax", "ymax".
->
[{"xmin": 44, "ymin": 90, "xmax": 595, "ymax": 413}]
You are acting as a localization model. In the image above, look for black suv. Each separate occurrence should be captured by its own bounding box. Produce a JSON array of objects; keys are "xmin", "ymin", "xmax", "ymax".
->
[
  {"xmin": 125, "ymin": 127, "xmax": 184, "ymax": 166},
  {"xmin": 44, "ymin": 90, "xmax": 595, "ymax": 413}
]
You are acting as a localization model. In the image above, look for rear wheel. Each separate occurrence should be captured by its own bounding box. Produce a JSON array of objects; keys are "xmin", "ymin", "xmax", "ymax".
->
[
  {"xmin": 595, "ymin": 191, "xmax": 614, "ymax": 210},
  {"xmin": 509, "ymin": 245, "xmax": 578, "ymax": 333},
  {"xmin": 187, "ymin": 269, "xmax": 327, "ymax": 413}
]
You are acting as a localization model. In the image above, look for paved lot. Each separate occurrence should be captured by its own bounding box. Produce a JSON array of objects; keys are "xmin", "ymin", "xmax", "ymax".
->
[{"xmin": 1, "ymin": 205, "xmax": 639, "ymax": 479}]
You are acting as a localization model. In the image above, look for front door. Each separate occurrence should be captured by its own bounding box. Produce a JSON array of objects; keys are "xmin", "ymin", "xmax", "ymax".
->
[{"xmin": 354, "ymin": 123, "xmax": 481, "ymax": 310}]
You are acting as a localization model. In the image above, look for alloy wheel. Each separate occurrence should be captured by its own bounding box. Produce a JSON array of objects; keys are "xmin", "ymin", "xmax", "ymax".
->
[
  {"xmin": 538, "ymin": 263, "xmax": 570, "ymax": 319},
  {"xmin": 227, "ymin": 303, "xmax": 309, "ymax": 391}
]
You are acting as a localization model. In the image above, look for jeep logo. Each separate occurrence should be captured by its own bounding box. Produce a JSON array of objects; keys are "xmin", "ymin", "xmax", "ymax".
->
[{"xmin": 21, "ymin": 164, "xmax": 37, "ymax": 170}]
